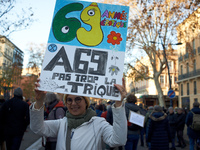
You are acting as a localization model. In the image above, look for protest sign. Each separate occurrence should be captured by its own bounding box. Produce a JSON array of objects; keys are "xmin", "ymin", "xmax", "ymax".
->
[
  {"xmin": 39, "ymin": 0, "xmax": 129, "ymax": 100},
  {"xmin": 129, "ymin": 111, "xmax": 145, "ymax": 127}
]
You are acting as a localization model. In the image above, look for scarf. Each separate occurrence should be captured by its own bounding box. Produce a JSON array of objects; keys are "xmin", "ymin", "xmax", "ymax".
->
[{"xmin": 66, "ymin": 108, "xmax": 96, "ymax": 130}]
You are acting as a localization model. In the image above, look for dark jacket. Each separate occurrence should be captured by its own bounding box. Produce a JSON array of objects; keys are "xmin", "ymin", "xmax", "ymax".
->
[
  {"xmin": 175, "ymin": 113, "xmax": 186, "ymax": 131},
  {"xmin": 125, "ymin": 102, "xmax": 141, "ymax": 134},
  {"xmin": 145, "ymin": 109, "xmax": 153, "ymax": 130},
  {"xmin": 146, "ymin": 111, "xmax": 171, "ymax": 150},
  {"xmin": 106, "ymin": 101, "xmax": 115, "ymax": 125},
  {"xmin": 185, "ymin": 107, "xmax": 200, "ymax": 139},
  {"xmin": 0, "ymin": 96, "xmax": 30, "ymax": 136},
  {"xmin": 168, "ymin": 112, "xmax": 177, "ymax": 138}
]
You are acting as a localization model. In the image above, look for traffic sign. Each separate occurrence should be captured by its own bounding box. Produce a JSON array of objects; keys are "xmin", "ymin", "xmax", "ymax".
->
[{"xmin": 167, "ymin": 90, "xmax": 175, "ymax": 99}]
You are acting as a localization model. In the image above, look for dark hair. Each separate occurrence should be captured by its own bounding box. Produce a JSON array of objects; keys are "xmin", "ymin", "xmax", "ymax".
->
[
  {"xmin": 126, "ymin": 93, "xmax": 137, "ymax": 103},
  {"xmin": 96, "ymin": 104, "xmax": 103, "ymax": 111}
]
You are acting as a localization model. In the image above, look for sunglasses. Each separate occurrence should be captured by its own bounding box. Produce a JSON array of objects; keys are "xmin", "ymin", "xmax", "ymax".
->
[{"xmin": 66, "ymin": 97, "xmax": 83, "ymax": 105}]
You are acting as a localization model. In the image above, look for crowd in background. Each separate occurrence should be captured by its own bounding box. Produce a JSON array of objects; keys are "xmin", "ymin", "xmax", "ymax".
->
[{"xmin": 0, "ymin": 87, "xmax": 200, "ymax": 150}]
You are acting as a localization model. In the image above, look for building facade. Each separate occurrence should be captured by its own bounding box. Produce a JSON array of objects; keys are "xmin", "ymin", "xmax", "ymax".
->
[
  {"xmin": 0, "ymin": 36, "xmax": 24, "ymax": 98},
  {"xmin": 126, "ymin": 50, "xmax": 179, "ymax": 107},
  {"xmin": 177, "ymin": 9, "xmax": 200, "ymax": 110}
]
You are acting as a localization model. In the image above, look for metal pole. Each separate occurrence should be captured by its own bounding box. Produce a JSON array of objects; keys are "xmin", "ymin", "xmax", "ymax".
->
[{"xmin": 160, "ymin": 39, "xmax": 173, "ymax": 107}]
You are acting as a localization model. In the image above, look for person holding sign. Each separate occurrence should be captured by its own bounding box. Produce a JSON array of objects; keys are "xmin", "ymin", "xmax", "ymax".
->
[
  {"xmin": 146, "ymin": 105, "xmax": 171, "ymax": 150},
  {"xmin": 30, "ymin": 78, "xmax": 127, "ymax": 150},
  {"xmin": 124, "ymin": 93, "xmax": 143, "ymax": 150}
]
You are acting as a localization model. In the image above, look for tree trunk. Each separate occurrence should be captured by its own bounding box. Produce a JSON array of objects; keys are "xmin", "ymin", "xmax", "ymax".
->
[{"xmin": 154, "ymin": 76, "xmax": 166, "ymax": 107}]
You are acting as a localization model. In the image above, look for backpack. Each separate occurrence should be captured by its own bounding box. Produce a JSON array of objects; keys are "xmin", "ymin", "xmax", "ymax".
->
[
  {"xmin": 190, "ymin": 111, "xmax": 200, "ymax": 131},
  {"xmin": 53, "ymin": 107, "xmax": 67, "ymax": 119}
]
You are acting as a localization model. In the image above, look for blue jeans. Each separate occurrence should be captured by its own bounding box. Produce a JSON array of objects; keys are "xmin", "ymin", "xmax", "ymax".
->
[
  {"xmin": 140, "ymin": 128, "xmax": 145, "ymax": 145},
  {"xmin": 125, "ymin": 134, "xmax": 139, "ymax": 150},
  {"xmin": 189, "ymin": 136, "xmax": 195, "ymax": 150}
]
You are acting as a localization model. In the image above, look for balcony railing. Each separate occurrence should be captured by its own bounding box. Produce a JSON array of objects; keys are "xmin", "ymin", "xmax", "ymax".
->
[
  {"xmin": 184, "ymin": 53, "xmax": 189, "ymax": 59},
  {"xmin": 178, "ymin": 69, "xmax": 200, "ymax": 80},
  {"xmin": 2, "ymin": 52, "xmax": 12, "ymax": 61}
]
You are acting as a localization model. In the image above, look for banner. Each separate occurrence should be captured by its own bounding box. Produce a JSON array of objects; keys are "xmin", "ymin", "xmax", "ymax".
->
[{"xmin": 39, "ymin": 0, "xmax": 129, "ymax": 100}]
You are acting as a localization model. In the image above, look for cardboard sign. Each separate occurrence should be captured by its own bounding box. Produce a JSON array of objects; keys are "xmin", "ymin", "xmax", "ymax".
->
[
  {"xmin": 129, "ymin": 111, "xmax": 145, "ymax": 127},
  {"xmin": 39, "ymin": 0, "xmax": 129, "ymax": 100}
]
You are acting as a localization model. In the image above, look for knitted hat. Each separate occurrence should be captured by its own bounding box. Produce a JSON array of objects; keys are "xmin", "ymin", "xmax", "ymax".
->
[
  {"xmin": 63, "ymin": 94, "xmax": 90, "ymax": 109},
  {"xmin": 14, "ymin": 87, "xmax": 23, "ymax": 97}
]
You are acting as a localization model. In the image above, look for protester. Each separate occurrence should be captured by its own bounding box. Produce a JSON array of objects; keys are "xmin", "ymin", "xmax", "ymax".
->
[
  {"xmin": 105, "ymin": 100, "xmax": 123, "ymax": 150},
  {"xmin": 101, "ymin": 104, "xmax": 108, "ymax": 119},
  {"xmin": 124, "ymin": 94, "xmax": 141, "ymax": 150},
  {"xmin": 146, "ymin": 105, "xmax": 171, "ymax": 150},
  {"xmin": 44, "ymin": 92, "xmax": 66, "ymax": 150},
  {"xmin": 30, "ymin": 78, "xmax": 127, "ymax": 149},
  {"xmin": 106, "ymin": 101, "xmax": 115, "ymax": 125},
  {"xmin": 0, "ymin": 87, "xmax": 30, "ymax": 150},
  {"xmin": 95, "ymin": 103, "xmax": 103, "ymax": 117},
  {"xmin": 145, "ymin": 106, "xmax": 154, "ymax": 149},
  {"xmin": 175, "ymin": 108, "xmax": 186, "ymax": 148},
  {"xmin": 0, "ymin": 95, "xmax": 5, "ymax": 150},
  {"xmin": 168, "ymin": 107, "xmax": 177, "ymax": 150},
  {"xmin": 138, "ymin": 104, "xmax": 147, "ymax": 147},
  {"xmin": 185, "ymin": 101, "xmax": 200, "ymax": 150},
  {"xmin": 26, "ymin": 99, "xmax": 31, "ymax": 106}
]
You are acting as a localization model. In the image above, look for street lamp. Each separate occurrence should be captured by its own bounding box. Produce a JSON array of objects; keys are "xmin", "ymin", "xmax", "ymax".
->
[{"xmin": 150, "ymin": 40, "xmax": 182, "ymax": 107}]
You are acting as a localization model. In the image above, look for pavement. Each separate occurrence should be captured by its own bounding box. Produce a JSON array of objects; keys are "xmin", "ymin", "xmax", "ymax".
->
[
  {"xmin": 137, "ymin": 125, "xmax": 190, "ymax": 150},
  {"xmin": 20, "ymin": 125, "xmax": 190, "ymax": 150},
  {"xmin": 20, "ymin": 126, "xmax": 44, "ymax": 150}
]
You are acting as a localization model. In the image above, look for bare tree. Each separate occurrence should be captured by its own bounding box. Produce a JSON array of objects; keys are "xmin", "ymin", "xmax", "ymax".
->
[
  {"xmin": 26, "ymin": 43, "xmax": 46, "ymax": 75},
  {"xmin": 0, "ymin": 0, "xmax": 34, "ymax": 36},
  {"xmin": 101, "ymin": 0, "xmax": 199, "ymax": 107}
]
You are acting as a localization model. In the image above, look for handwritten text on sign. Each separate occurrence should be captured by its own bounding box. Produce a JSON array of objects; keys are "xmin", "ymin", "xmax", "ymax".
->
[{"xmin": 39, "ymin": 0, "xmax": 129, "ymax": 100}]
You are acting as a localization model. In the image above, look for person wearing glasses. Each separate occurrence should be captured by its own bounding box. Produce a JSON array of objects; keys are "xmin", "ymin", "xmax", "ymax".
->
[{"xmin": 30, "ymin": 78, "xmax": 127, "ymax": 150}]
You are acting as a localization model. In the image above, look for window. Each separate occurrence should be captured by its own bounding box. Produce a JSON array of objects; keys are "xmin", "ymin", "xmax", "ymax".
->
[
  {"xmin": 187, "ymin": 83, "xmax": 190, "ymax": 95},
  {"xmin": 160, "ymin": 75, "xmax": 164, "ymax": 84},
  {"xmin": 194, "ymin": 81, "xmax": 197, "ymax": 95},
  {"xmin": 194, "ymin": 59, "xmax": 196, "ymax": 72},
  {"xmin": 193, "ymin": 39, "xmax": 195, "ymax": 50},
  {"xmin": 195, "ymin": 98, "xmax": 198, "ymax": 102},
  {"xmin": 187, "ymin": 63, "xmax": 189, "ymax": 74},
  {"xmin": 168, "ymin": 61, "xmax": 172, "ymax": 71},
  {"xmin": 181, "ymin": 65, "xmax": 183, "ymax": 75},
  {"xmin": 181, "ymin": 84, "xmax": 183, "ymax": 96}
]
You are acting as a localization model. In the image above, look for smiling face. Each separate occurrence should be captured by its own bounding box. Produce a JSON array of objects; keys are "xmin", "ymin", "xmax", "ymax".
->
[{"xmin": 65, "ymin": 95, "xmax": 87, "ymax": 116}]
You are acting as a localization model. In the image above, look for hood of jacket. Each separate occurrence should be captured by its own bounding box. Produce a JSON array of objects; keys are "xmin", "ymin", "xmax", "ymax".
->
[{"xmin": 150, "ymin": 111, "xmax": 167, "ymax": 121}]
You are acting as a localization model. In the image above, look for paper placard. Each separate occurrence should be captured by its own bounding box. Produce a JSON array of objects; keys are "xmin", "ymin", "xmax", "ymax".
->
[
  {"xmin": 128, "ymin": 110, "xmax": 145, "ymax": 127},
  {"xmin": 38, "ymin": 0, "xmax": 130, "ymax": 101}
]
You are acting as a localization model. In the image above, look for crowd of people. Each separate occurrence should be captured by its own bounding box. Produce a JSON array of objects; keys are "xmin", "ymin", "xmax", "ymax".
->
[{"xmin": 0, "ymin": 82, "xmax": 200, "ymax": 150}]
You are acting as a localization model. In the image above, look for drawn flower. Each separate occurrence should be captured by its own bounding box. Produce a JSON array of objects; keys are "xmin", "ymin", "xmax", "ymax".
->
[
  {"xmin": 109, "ymin": 65, "xmax": 120, "ymax": 76},
  {"xmin": 107, "ymin": 31, "xmax": 122, "ymax": 45}
]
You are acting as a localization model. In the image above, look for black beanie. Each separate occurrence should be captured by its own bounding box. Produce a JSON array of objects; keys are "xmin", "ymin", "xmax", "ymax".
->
[{"xmin": 14, "ymin": 87, "xmax": 23, "ymax": 97}]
